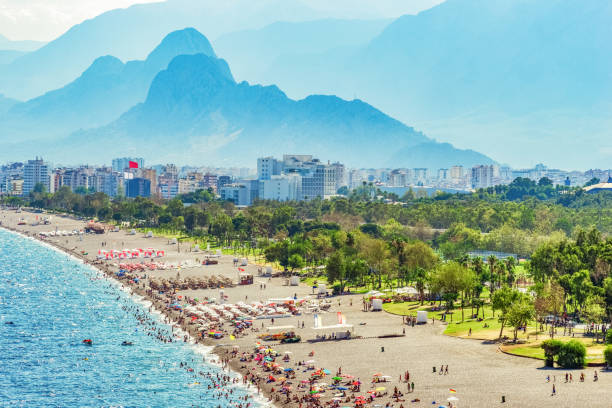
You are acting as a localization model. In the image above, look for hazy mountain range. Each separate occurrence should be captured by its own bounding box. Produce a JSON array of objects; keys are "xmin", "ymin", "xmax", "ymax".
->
[
  {"xmin": 1, "ymin": 28, "xmax": 215, "ymax": 139},
  {"xmin": 1, "ymin": 0, "xmax": 609, "ymax": 169},
  {"xmin": 214, "ymin": 0, "xmax": 612, "ymax": 169},
  {"xmin": 0, "ymin": 0, "xmax": 436, "ymax": 101},
  {"xmin": 0, "ymin": 34, "xmax": 44, "ymax": 52},
  {"xmin": 0, "ymin": 34, "xmax": 45, "ymax": 65},
  {"xmin": 0, "ymin": 28, "xmax": 492, "ymax": 168}
]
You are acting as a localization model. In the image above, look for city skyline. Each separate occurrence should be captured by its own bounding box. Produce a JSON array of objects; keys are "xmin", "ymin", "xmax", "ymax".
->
[{"xmin": 2, "ymin": 154, "xmax": 610, "ymax": 202}]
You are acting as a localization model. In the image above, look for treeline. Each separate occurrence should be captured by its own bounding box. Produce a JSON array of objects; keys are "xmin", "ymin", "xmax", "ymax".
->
[
  {"xmin": 3, "ymin": 182, "xmax": 611, "ymax": 325},
  {"xmin": 3, "ymin": 182, "xmax": 611, "ymax": 256}
]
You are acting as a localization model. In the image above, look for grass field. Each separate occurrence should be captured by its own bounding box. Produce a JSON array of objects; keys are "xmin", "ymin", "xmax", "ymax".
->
[
  {"xmin": 503, "ymin": 338, "xmax": 607, "ymax": 364},
  {"xmin": 383, "ymin": 300, "xmax": 543, "ymax": 340}
]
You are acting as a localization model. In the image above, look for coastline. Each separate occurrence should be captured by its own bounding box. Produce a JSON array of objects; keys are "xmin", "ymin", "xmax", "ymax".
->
[
  {"xmin": 0, "ymin": 221, "xmax": 275, "ymax": 408},
  {"xmin": 3, "ymin": 208, "xmax": 611, "ymax": 408}
]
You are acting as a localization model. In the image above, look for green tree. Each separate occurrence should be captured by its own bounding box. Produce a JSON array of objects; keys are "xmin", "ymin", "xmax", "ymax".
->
[
  {"xmin": 288, "ymin": 254, "xmax": 305, "ymax": 273},
  {"xmin": 491, "ymin": 286, "xmax": 521, "ymax": 340},
  {"xmin": 557, "ymin": 340, "xmax": 586, "ymax": 369},
  {"xmin": 604, "ymin": 346, "xmax": 612, "ymax": 367},
  {"xmin": 326, "ymin": 251, "xmax": 348, "ymax": 293},
  {"xmin": 541, "ymin": 339, "xmax": 563, "ymax": 367},
  {"xmin": 506, "ymin": 297, "xmax": 535, "ymax": 342}
]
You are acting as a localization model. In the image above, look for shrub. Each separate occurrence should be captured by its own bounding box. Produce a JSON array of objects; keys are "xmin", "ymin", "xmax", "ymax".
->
[
  {"xmin": 606, "ymin": 329, "xmax": 612, "ymax": 345},
  {"xmin": 604, "ymin": 346, "xmax": 612, "ymax": 368},
  {"xmin": 557, "ymin": 340, "xmax": 586, "ymax": 369},
  {"xmin": 541, "ymin": 339, "xmax": 563, "ymax": 367}
]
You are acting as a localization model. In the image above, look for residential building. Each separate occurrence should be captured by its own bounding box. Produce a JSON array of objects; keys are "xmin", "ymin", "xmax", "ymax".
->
[
  {"xmin": 125, "ymin": 178, "xmax": 151, "ymax": 198},
  {"xmin": 23, "ymin": 158, "xmax": 52, "ymax": 195},
  {"xmin": 330, "ymin": 162, "xmax": 346, "ymax": 191},
  {"xmin": 137, "ymin": 168, "xmax": 157, "ymax": 196},
  {"xmin": 450, "ymin": 166, "xmax": 464, "ymax": 184},
  {"xmin": 257, "ymin": 157, "xmax": 283, "ymax": 180},
  {"xmin": 472, "ymin": 165, "xmax": 495, "ymax": 189},
  {"xmin": 201, "ymin": 173, "xmax": 218, "ymax": 193},
  {"xmin": 217, "ymin": 175, "xmax": 232, "ymax": 192},
  {"xmin": 412, "ymin": 168, "xmax": 429, "ymax": 185},
  {"xmin": 437, "ymin": 168, "xmax": 449, "ymax": 181},
  {"xmin": 260, "ymin": 174, "xmax": 301, "ymax": 201},
  {"xmin": 91, "ymin": 168, "xmax": 122, "ymax": 197}
]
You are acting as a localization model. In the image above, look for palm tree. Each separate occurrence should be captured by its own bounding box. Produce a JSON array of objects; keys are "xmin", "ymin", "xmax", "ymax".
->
[
  {"xmin": 496, "ymin": 260, "xmax": 506, "ymax": 290},
  {"xmin": 505, "ymin": 256, "xmax": 517, "ymax": 287},
  {"xmin": 487, "ymin": 255, "xmax": 497, "ymax": 292}
]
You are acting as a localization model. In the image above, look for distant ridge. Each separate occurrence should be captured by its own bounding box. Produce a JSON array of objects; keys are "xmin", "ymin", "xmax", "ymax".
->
[{"xmin": 0, "ymin": 28, "xmax": 216, "ymax": 139}]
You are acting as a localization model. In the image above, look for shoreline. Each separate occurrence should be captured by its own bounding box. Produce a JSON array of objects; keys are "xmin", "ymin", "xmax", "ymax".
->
[
  {"xmin": 2, "ymin": 208, "xmax": 611, "ymax": 408},
  {"xmin": 0, "ymin": 222, "xmax": 275, "ymax": 408}
]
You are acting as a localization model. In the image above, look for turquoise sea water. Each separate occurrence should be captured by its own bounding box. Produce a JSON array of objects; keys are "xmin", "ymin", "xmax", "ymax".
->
[{"xmin": 0, "ymin": 229, "xmax": 258, "ymax": 407}]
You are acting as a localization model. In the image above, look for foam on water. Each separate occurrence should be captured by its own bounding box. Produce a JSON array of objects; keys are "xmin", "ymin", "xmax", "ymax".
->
[{"xmin": 0, "ymin": 228, "xmax": 267, "ymax": 408}]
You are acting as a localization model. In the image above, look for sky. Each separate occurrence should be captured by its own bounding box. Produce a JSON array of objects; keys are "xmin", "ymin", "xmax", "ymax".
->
[
  {"xmin": 0, "ymin": 0, "xmax": 444, "ymax": 41},
  {"xmin": 0, "ymin": 0, "xmax": 163, "ymax": 41}
]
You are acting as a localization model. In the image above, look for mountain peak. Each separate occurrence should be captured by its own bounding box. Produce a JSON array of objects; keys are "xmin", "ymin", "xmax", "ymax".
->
[
  {"xmin": 145, "ymin": 28, "xmax": 215, "ymax": 70},
  {"xmin": 81, "ymin": 55, "xmax": 124, "ymax": 77}
]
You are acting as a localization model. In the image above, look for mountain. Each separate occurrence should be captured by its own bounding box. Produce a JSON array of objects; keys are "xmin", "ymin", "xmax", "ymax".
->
[
  {"xmin": 46, "ymin": 52, "xmax": 493, "ymax": 168},
  {"xmin": 0, "ymin": 94, "xmax": 18, "ymax": 115},
  {"xmin": 214, "ymin": 19, "xmax": 391, "ymax": 81},
  {"xmin": 0, "ymin": 0, "xmax": 443, "ymax": 101},
  {"xmin": 0, "ymin": 28, "xmax": 216, "ymax": 140},
  {"xmin": 227, "ymin": 0, "xmax": 612, "ymax": 169},
  {"xmin": 0, "ymin": 34, "xmax": 45, "ymax": 52},
  {"xmin": 0, "ymin": 50, "xmax": 27, "ymax": 65}
]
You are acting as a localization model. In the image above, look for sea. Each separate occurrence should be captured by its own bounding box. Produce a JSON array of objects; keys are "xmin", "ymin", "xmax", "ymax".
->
[{"xmin": 0, "ymin": 228, "xmax": 261, "ymax": 408}]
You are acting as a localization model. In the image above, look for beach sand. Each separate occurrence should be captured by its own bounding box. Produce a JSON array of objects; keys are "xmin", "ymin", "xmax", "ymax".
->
[{"xmin": 1, "ymin": 208, "xmax": 610, "ymax": 408}]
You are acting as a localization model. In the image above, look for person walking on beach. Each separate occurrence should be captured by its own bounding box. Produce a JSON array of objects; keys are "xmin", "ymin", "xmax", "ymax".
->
[{"xmin": 551, "ymin": 384, "xmax": 556, "ymax": 396}]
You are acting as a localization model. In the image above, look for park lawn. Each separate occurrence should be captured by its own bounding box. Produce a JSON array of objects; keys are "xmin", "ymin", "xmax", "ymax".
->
[
  {"xmin": 383, "ymin": 301, "xmax": 541, "ymax": 340},
  {"xmin": 504, "ymin": 338, "xmax": 606, "ymax": 364}
]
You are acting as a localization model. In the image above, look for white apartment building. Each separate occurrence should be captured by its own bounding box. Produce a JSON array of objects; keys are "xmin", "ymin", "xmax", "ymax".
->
[
  {"xmin": 260, "ymin": 174, "xmax": 301, "ymax": 201},
  {"xmin": 23, "ymin": 158, "xmax": 52, "ymax": 195}
]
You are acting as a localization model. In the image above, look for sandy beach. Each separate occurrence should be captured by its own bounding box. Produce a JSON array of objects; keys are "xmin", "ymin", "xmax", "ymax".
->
[{"xmin": 1, "ymin": 208, "xmax": 610, "ymax": 408}]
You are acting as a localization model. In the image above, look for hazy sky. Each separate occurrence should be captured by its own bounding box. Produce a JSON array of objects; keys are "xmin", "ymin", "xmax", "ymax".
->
[
  {"xmin": 0, "ymin": 0, "xmax": 444, "ymax": 41},
  {"xmin": 0, "ymin": 0, "xmax": 163, "ymax": 41}
]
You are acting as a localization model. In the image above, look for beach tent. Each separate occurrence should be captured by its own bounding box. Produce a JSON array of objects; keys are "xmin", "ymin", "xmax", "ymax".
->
[
  {"xmin": 290, "ymin": 276, "xmax": 300, "ymax": 286},
  {"xmin": 371, "ymin": 298, "xmax": 383, "ymax": 311}
]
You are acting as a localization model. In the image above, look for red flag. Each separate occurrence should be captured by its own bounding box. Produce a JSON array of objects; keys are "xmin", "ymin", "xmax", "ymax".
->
[
  {"xmin": 238, "ymin": 268, "xmax": 245, "ymax": 272},
  {"xmin": 129, "ymin": 161, "xmax": 139, "ymax": 168}
]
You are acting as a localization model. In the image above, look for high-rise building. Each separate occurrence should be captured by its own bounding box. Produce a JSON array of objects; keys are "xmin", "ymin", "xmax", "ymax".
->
[
  {"xmin": 217, "ymin": 175, "xmax": 232, "ymax": 192},
  {"xmin": 330, "ymin": 162, "xmax": 346, "ymax": 192},
  {"xmin": 437, "ymin": 168, "xmax": 449, "ymax": 181},
  {"xmin": 126, "ymin": 178, "xmax": 151, "ymax": 198},
  {"xmin": 450, "ymin": 165, "xmax": 465, "ymax": 185},
  {"xmin": 260, "ymin": 174, "xmax": 301, "ymax": 201},
  {"xmin": 471, "ymin": 165, "xmax": 495, "ymax": 189},
  {"xmin": 412, "ymin": 168, "xmax": 429, "ymax": 185},
  {"xmin": 257, "ymin": 157, "xmax": 283, "ymax": 180},
  {"xmin": 220, "ymin": 180, "xmax": 259, "ymax": 206},
  {"xmin": 257, "ymin": 155, "xmax": 343, "ymax": 200},
  {"xmin": 23, "ymin": 158, "xmax": 52, "ymax": 195},
  {"xmin": 91, "ymin": 168, "xmax": 122, "ymax": 197},
  {"xmin": 201, "ymin": 173, "xmax": 218, "ymax": 193},
  {"xmin": 136, "ymin": 168, "xmax": 157, "ymax": 196}
]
